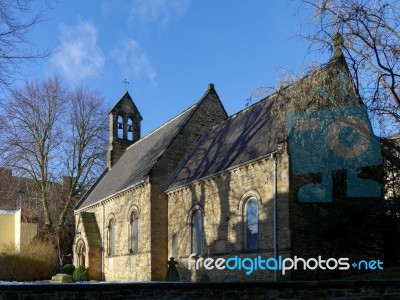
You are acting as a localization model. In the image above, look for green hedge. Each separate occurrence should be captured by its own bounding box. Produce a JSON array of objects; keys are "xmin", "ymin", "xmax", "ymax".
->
[{"xmin": 73, "ymin": 266, "xmax": 88, "ymax": 281}]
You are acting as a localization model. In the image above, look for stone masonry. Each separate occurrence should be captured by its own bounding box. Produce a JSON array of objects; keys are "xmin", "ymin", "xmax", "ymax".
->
[{"xmin": 167, "ymin": 147, "xmax": 291, "ymax": 282}]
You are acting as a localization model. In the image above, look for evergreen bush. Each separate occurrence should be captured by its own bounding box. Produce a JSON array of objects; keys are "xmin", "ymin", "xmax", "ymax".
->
[
  {"xmin": 73, "ymin": 266, "xmax": 88, "ymax": 281},
  {"xmin": 61, "ymin": 264, "xmax": 75, "ymax": 276}
]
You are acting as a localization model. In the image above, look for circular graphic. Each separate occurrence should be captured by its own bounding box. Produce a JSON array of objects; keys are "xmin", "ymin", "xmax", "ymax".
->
[{"xmin": 326, "ymin": 115, "xmax": 370, "ymax": 159}]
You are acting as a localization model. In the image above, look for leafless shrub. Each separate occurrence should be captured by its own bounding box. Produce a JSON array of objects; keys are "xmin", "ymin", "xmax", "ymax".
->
[{"xmin": 0, "ymin": 240, "xmax": 57, "ymax": 281}]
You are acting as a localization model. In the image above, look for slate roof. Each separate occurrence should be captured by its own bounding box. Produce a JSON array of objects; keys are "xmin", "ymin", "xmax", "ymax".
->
[
  {"xmin": 76, "ymin": 54, "xmax": 349, "ymax": 206},
  {"xmin": 168, "ymin": 54, "xmax": 350, "ymax": 190},
  {"xmin": 75, "ymin": 103, "xmax": 198, "ymax": 210},
  {"xmin": 168, "ymin": 92, "xmax": 286, "ymax": 190}
]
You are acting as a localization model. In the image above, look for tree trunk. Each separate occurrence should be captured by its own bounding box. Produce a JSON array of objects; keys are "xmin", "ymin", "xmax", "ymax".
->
[
  {"xmin": 41, "ymin": 191, "xmax": 52, "ymax": 227},
  {"xmin": 58, "ymin": 195, "xmax": 74, "ymax": 226}
]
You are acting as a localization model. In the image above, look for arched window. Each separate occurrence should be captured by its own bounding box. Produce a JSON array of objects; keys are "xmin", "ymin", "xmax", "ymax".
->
[
  {"xmin": 191, "ymin": 209, "xmax": 203, "ymax": 255},
  {"xmin": 245, "ymin": 198, "xmax": 259, "ymax": 251},
  {"xmin": 107, "ymin": 218, "xmax": 116, "ymax": 256},
  {"xmin": 128, "ymin": 210, "xmax": 139, "ymax": 253},
  {"xmin": 76, "ymin": 240, "xmax": 86, "ymax": 267}
]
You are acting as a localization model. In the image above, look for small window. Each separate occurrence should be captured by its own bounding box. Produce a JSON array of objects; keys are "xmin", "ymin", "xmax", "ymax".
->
[
  {"xmin": 129, "ymin": 211, "xmax": 139, "ymax": 253},
  {"xmin": 107, "ymin": 218, "xmax": 116, "ymax": 256},
  {"xmin": 192, "ymin": 209, "xmax": 203, "ymax": 255},
  {"xmin": 245, "ymin": 198, "xmax": 259, "ymax": 251}
]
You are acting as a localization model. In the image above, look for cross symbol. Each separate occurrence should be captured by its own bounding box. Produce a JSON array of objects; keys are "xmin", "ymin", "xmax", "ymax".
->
[{"xmin": 122, "ymin": 78, "xmax": 130, "ymax": 90}]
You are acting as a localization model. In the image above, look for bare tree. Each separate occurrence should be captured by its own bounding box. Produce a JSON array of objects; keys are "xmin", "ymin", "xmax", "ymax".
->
[
  {"xmin": 1, "ymin": 76, "xmax": 67, "ymax": 227},
  {"xmin": 0, "ymin": 76, "xmax": 108, "ymax": 228},
  {"xmin": 58, "ymin": 86, "xmax": 108, "ymax": 226},
  {"xmin": 0, "ymin": 0, "xmax": 48, "ymax": 91},
  {"xmin": 297, "ymin": 0, "xmax": 400, "ymax": 164}
]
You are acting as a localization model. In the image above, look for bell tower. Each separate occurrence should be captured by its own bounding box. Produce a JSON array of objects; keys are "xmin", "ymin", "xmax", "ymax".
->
[{"xmin": 107, "ymin": 91, "xmax": 142, "ymax": 169}]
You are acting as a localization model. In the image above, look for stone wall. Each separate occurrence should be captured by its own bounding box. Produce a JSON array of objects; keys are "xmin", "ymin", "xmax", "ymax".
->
[
  {"xmin": 0, "ymin": 281, "xmax": 399, "ymax": 299},
  {"xmin": 102, "ymin": 183, "xmax": 152, "ymax": 281},
  {"xmin": 74, "ymin": 182, "xmax": 152, "ymax": 281},
  {"xmin": 167, "ymin": 149, "xmax": 291, "ymax": 282},
  {"xmin": 149, "ymin": 86, "xmax": 229, "ymax": 281}
]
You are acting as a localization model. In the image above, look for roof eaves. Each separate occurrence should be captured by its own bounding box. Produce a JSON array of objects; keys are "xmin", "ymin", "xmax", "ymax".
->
[
  {"xmin": 75, "ymin": 178, "xmax": 147, "ymax": 213},
  {"xmin": 166, "ymin": 150, "xmax": 279, "ymax": 193}
]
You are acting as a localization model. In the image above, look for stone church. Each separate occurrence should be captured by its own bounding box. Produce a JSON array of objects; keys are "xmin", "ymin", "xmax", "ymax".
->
[{"xmin": 74, "ymin": 50, "xmax": 381, "ymax": 282}]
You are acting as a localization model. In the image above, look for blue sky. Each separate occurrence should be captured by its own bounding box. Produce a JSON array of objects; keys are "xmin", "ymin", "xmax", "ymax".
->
[{"xmin": 21, "ymin": 0, "xmax": 326, "ymax": 136}]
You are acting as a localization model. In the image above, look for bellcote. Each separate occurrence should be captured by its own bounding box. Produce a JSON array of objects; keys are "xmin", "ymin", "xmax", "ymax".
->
[{"xmin": 107, "ymin": 91, "xmax": 143, "ymax": 169}]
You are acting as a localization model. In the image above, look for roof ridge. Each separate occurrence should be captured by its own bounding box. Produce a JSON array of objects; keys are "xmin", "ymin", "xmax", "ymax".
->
[
  {"xmin": 168, "ymin": 59, "xmax": 350, "ymax": 189},
  {"xmin": 164, "ymin": 90, "xmax": 282, "ymax": 190},
  {"xmin": 219, "ymin": 57, "xmax": 348, "ymax": 126},
  {"xmin": 125, "ymin": 102, "xmax": 198, "ymax": 151},
  {"xmin": 198, "ymin": 91, "xmax": 277, "ymax": 138}
]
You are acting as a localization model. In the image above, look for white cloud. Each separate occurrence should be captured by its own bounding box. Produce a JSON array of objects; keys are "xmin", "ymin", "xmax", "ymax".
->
[
  {"xmin": 52, "ymin": 21, "xmax": 105, "ymax": 81},
  {"xmin": 112, "ymin": 39, "xmax": 156, "ymax": 82},
  {"xmin": 129, "ymin": 0, "xmax": 190, "ymax": 24}
]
